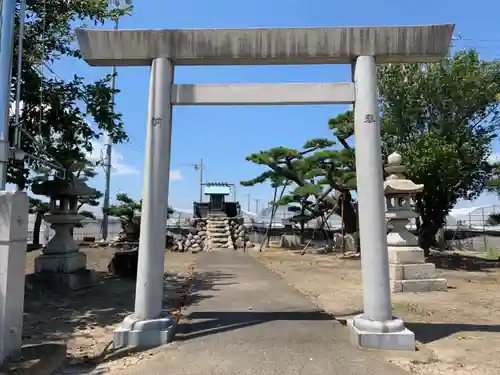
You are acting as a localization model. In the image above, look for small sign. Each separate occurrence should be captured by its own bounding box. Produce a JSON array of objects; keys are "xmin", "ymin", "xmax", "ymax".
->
[
  {"xmin": 151, "ymin": 117, "xmax": 162, "ymax": 127},
  {"xmin": 364, "ymin": 114, "xmax": 376, "ymax": 124}
]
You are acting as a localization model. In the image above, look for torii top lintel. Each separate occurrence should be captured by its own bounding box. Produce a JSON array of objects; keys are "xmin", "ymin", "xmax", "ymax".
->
[{"xmin": 75, "ymin": 24, "xmax": 454, "ymax": 67}]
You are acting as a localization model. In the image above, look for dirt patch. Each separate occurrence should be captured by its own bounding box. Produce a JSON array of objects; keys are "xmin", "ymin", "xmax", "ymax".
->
[
  {"xmin": 250, "ymin": 248, "xmax": 500, "ymax": 375},
  {"xmin": 23, "ymin": 247, "xmax": 197, "ymax": 374}
]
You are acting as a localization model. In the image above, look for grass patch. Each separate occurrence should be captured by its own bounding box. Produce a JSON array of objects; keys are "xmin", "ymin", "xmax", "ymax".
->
[{"xmin": 453, "ymin": 248, "xmax": 500, "ymax": 260}]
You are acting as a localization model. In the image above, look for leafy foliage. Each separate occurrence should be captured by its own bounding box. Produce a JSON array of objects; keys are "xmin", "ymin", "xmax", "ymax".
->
[
  {"xmin": 378, "ymin": 50, "xmax": 500, "ymax": 253},
  {"xmin": 105, "ymin": 193, "xmax": 141, "ymax": 233},
  {"xmin": 241, "ymin": 138, "xmax": 358, "ymax": 244},
  {"xmin": 105, "ymin": 193, "xmax": 174, "ymax": 240},
  {"xmin": 487, "ymin": 213, "xmax": 500, "ymax": 226},
  {"xmin": 329, "ymin": 51, "xmax": 500, "ymax": 253},
  {"xmin": 485, "ymin": 161, "xmax": 500, "ymax": 196},
  {"xmin": 9, "ymin": 0, "xmax": 130, "ymax": 187}
]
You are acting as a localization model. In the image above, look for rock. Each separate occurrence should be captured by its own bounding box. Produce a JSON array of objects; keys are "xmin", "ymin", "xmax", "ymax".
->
[{"xmin": 108, "ymin": 248, "xmax": 138, "ymax": 279}]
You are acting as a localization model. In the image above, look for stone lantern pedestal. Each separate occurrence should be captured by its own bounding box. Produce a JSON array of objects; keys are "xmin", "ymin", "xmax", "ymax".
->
[
  {"xmin": 31, "ymin": 179, "xmax": 96, "ymax": 290},
  {"xmin": 384, "ymin": 153, "xmax": 447, "ymax": 293}
]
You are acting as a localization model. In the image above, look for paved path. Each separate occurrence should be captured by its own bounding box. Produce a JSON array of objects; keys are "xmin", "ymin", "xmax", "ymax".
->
[{"xmin": 120, "ymin": 250, "xmax": 408, "ymax": 375}]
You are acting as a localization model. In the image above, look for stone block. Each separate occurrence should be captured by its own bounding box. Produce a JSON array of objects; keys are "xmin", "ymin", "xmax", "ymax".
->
[
  {"xmin": 347, "ymin": 319, "xmax": 415, "ymax": 351},
  {"xmin": 0, "ymin": 191, "xmax": 29, "ymax": 362},
  {"xmin": 28, "ymin": 269, "xmax": 96, "ymax": 290},
  {"xmin": 390, "ymin": 278, "xmax": 447, "ymax": 293},
  {"xmin": 389, "ymin": 263, "xmax": 437, "ymax": 280},
  {"xmin": 35, "ymin": 251, "xmax": 87, "ymax": 273},
  {"xmin": 210, "ymin": 232, "xmax": 226, "ymax": 237},
  {"xmin": 0, "ymin": 191, "xmax": 29, "ymax": 242},
  {"xmin": 114, "ymin": 314, "xmax": 177, "ymax": 348},
  {"xmin": 388, "ymin": 247, "xmax": 425, "ymax": 264},
  {"xmin": 0, "ymin": 242, "xmax": 27, "ymax": 360}
]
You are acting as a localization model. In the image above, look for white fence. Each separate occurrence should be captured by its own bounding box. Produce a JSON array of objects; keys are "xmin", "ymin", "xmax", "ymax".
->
[{"xmin": 28, "ymin": 217, "xmax": 123, "ymax": 244}]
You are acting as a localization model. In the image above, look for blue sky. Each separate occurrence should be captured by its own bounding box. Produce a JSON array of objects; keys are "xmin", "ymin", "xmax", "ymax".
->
[{"xmin": 50, "ymin": 0, "xmax": 500, "ymax": 214}]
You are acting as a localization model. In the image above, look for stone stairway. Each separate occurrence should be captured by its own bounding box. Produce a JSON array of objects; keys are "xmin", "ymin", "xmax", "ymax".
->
[{"xmin": 204, "ymin": 215, "xmax": 234, "ymax": 250}]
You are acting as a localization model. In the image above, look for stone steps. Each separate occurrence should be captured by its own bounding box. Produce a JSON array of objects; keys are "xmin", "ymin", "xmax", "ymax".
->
[{"xmin": 205, "ymin": 216, "xmax": 233, "ymax": 250}]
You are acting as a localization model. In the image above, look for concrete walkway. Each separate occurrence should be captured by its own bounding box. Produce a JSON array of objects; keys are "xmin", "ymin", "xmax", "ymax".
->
[{"xmin": 120, "ymin": 250, "xmax": 408, "ymax": 375}]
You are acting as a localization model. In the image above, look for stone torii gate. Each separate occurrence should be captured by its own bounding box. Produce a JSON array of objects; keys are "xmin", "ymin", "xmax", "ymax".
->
[{"xmin": 76, "ymin": 24, "xmax": 454, "ymax": 350}]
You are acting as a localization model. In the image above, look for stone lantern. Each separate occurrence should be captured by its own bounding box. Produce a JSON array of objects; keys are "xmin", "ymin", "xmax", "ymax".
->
[
  {"xmin": 31, "ymin": 179, "xmax": 97, "ymax": 289},
  {"xmin": 384, "ymin": 152, "xmax": 447, "ymax": 293}
]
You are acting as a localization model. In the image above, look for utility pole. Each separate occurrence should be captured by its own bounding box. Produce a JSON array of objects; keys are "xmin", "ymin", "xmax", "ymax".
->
[
  {"xmin": 179, "ymin": 158, "xmax": 204, "ymax": 202},
  {"xmin": 245, "ymin": 193, "xmax": 251, "ymax": 211},
  {"xmin": 193, "ymin": 157, "xmax": 204, "ymax": 202},
  {"xmin": 0, "ymin": 0, "xmax": 17, "ymax": 189},
  {"xmin": 103, "ymin": 1, "xmax": 129, "ymax": 240},
  {"xmin": 253, "ymin": 198, "xmax": 260, "ymax": 214}
]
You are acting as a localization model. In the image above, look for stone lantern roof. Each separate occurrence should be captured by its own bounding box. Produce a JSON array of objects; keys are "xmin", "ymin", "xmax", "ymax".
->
[
  {"xmin": 32, "ymin": 178, "xmax": 98, "ymax": 198},
  {"xmin": 383, "ymin": 152, "xmax": 423, "ymax": 196}
]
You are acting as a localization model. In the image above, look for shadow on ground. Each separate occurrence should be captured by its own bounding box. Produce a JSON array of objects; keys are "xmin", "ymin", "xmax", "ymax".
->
[
  {"xmin": 177, "ymin": 310, "xmax": 334, "ymax": 341},
  {"xmin": 405, "ymin": 322, "xmax": 500, "ymax": 344},
  {"xmin": 22, "ymin": 265, "xmax": 236, "ymax": 368},
  {"xmin": 185, "ymin": 269, "xmax": 239, "ymax": 307},
  {"xmin": 427, "ymin": 252, "xmax": 500, "ymax": 272},
  {"xmin": 23, "ymin": 271, "xmax": 135, "ymax": 344},
  {"xmin": 1, "ymin": 343, "xmax": 67, "ymax": 375}
]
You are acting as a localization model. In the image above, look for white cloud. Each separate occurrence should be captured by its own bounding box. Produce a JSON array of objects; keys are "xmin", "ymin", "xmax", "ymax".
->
[
  {"xmin": 170, "ymin": 169, "xmax": 183, "ymax": 181},
  {"xmin": 87, "ymin": 141, "xmax": 183, "ymax": 180},
  {"xmin": 88, "ymin": 140, "xmax": 140, "ymax": 176},
  {"xmin": 111, "ymin": 151, "xmax": 140, "ymax": 176},
  {"xmin": 489, "ymin": 152, "xmax": 500, "ymax": 164}
]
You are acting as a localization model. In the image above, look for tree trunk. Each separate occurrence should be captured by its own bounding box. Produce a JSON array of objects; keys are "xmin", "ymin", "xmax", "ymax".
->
[
  {"xmin": 32, "ymin": 212, "xmax": 43, "ymax": 246},
  {"xmin": 15, "ymin": 161, "xmax": 26, "ymax": 191},
  {"xmin": 418, "ymin": 220, "xmax": 438, "ymax": 257},
  {"xmin": 415, "ymin": 196, "xmax": 447, "ymax": 258},
  {"xmin": 299, "ymin": 206, "xmax": 306, "ymax": 244},
  {"xmin": 333, "ymin": 191, "xmax": 359, "ymax": 252},
  {"xmin": 261, "ymin": 186, "xmax": 279, "ymax": 252},
  {"xmin": 333, "ymin": 191, "xmax": 357, "ymax": 234}
]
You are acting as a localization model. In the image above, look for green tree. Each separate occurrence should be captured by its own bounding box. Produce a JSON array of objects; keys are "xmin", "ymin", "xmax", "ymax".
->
[
  {"xmin": 241, "ymin": 139, "xmax": 357, "ymax": 245},
  {"xmin": 9, "ymin": 0, "xmax": 130, "ymax": 188},
  {"xmin": 487, "ymin": 213, "xmax": 500, "ymax": 226},
  {"xmin": 329, "ymin": 50, "xmax": 500, "ymax": 255},
  {"xmin": 106, "ymin": 193, "xmax": 142, "ymax": 238},
  {"xmin": 105, "ymin": 193, "xmax": 175, "ymax": 240},
  {"xmin": 73, "ymin": 162, "xmax": 103, "ymax": 217}
]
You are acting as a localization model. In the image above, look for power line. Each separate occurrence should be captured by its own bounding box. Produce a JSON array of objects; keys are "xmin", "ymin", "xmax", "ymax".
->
[{"xmin": 453, "ymin": 35, "xmax": 500, "ymax": 44}]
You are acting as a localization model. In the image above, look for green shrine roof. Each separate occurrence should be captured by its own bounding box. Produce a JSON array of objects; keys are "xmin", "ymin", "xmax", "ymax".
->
[{"xmin": 204, "ymin": 182, "xmax": 231, "ymax": 196}]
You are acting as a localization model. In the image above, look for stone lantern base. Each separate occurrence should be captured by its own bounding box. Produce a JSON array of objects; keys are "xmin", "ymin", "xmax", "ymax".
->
[
  {"xmin": 388, "ymin": 246, "xmax": 447, "ymax": 293},
  {"xmin": 29, "ymin": 179, "xmax": 100, "ymax": 290},
  {"xmin": 33, "ymin": 251, "xmax": 96, "ymax": 290}
]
